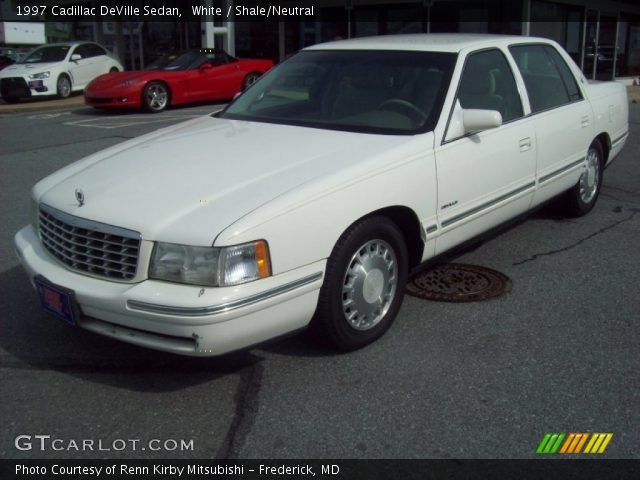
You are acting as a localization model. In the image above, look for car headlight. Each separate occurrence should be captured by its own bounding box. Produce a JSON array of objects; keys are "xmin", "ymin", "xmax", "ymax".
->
[
  {"xmin": 28, "ymin": 71, "xmax": 50, "ymax": 79},
  {"xmin": 149, "ymin": 240, "xmax": 271, "ymax": 287},
  {"xmin": 113, "ymin": 78, "xmax": 140, "ymax": 88}
]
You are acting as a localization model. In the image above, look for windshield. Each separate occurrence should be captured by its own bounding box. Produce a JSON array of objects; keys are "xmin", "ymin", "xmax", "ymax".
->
[
  {"xmin": 221, "ymin": 50, "xmax": 456, "ymax": 134},
  {"xmin": 145, "ymin": 51, "xmax": 202, "ymax": 71},
  {"xmin": 23, "ymin": 46, "xmax": 70, "ymax": 63}
]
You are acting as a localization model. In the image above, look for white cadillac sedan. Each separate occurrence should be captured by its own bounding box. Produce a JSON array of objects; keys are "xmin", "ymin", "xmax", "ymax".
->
[
  {"xmin": 0, "ymin": 42, "xmax": 123, "ymax": 102},
  {"xmin": 14, "ymin": 35, "xmax": 628, "ymax": 356}
]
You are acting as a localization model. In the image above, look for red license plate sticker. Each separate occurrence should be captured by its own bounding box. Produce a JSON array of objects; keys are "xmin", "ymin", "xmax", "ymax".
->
[{"xmin": 35, "ymin": 277, "xmax": 77, "ymax": 326}]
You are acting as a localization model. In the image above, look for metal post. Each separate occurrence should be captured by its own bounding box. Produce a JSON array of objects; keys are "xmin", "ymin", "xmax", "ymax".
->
[
  {"xmin": 522, "ymin": 0, "xmax": 530, "ymax": 36},
  {"xmin": 612, "ymin": 12, "xmax": 620, "ymax": 80},
  {"xmin": 579, "ymin": 7, "xmax": 587, "ymax": 72},
  {"xmin": 592, "ymin": 11, "xmax": 600, "ymax": 80}
]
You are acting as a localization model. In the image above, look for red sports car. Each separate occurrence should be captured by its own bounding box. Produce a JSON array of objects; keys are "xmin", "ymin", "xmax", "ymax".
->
[{"xmin": 84, "ymin": 49, "xmax": 273, "ymax": 112}]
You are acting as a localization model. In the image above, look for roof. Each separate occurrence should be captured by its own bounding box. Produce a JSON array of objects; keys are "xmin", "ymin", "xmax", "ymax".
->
[{"xmin": 304, "ymin": 33, "xmax": 553, "ymax": 53}]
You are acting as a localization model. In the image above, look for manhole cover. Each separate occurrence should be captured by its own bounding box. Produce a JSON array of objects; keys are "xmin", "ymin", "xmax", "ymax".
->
[{"xmin": 406, "ymin": 263, "xmax": 511, "ymax": 302}]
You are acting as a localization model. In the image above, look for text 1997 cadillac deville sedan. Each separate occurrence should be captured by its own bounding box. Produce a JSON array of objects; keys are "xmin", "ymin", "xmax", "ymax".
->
[{"xmin": 14, "ymin": 34, "xmax": 629, "ymax": 356}]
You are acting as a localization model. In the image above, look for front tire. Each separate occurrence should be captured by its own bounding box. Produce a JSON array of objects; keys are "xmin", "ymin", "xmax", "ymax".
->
[
  {"xmin": 312, "ymin": 216, "xmax": 408, "ymax": 351},
  {"xmin": 56, "ymin": 74, "xmax": 71, "ymax": 99},
  {"xmin": 564, "ymin": 140, "xmax": 604, "ymax": 217},
  {"xmin": 142, "ymin": 81, "xmax": 170, "ymax": 113}
]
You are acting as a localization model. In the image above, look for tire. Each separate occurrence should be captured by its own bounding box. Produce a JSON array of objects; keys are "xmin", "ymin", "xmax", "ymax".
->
[
  {"xmin": 312, "ymin": 216, "xmax": 408, "ymax": 351},
  {"xmin": 142, "ymin": 81, "xmax": 170, "ymax": 113},
  {"xmin": 109, "ymin": 67, "xmax": 119, "ymax": 73},
  {"xmin": 563, "ymin": 140, "xmax": 604, "ymax": 217},
  {"xmin": 2, "ymin": 95, "xmax": 20, "ymax": 103},
  {"xmin": 242, "ymin": 72, "xmax": 261, "ymax": 91},
  {"xmin": 56, "ymin": 74, "xmax": 71, "ymax": 99}
]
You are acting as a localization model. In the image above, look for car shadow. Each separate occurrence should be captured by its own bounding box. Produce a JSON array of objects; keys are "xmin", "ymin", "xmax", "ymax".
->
[
  {"xmin": 71, "ymin": 99, "xmax": 229, "ymax": 117},
  {"xmin": 0, "ymin": 264, "xmax": 261, "ymax": 392}
]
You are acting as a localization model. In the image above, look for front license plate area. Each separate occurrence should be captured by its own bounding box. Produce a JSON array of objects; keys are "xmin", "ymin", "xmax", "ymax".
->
[{"xmin": 34, "ymin": 275, "xmax": 78, "ymax": 326}]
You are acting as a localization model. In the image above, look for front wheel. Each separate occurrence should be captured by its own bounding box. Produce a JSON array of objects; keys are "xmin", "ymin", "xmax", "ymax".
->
[
  {"xmin": 563, "ymin": 140, "xmax": 604, "ymax": 217},
  {"xmin": 312, "ymin": 216, "xmax": 408, "ymax": 351},
  {"xmin": 56, "ymin": 74, "xmax": 71, "ymax": 99},
  {"xmin": 142, "ymin": 81, "xmax": 170, "ymax": 113}
]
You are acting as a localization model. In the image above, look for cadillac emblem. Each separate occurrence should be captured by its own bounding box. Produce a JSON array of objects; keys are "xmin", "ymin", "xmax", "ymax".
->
[{"xmin": 75, "ymin": 188, "xmax": 85, "ymax": 207}]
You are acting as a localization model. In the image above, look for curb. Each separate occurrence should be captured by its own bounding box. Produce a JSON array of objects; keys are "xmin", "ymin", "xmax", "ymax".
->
[{"xmin": 0, "ymin": 94, "xmax": 85, "ymax": 114}]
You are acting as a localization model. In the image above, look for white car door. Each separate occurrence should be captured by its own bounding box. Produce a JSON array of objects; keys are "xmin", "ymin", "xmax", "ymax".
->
[
  {"xmin": 434, "ymin": 48, "xmax": 537, "ymax": 254},
  {"xmin": 508, "ymin": 44, "xmax": 595, "ymax": 206},
  {"xmin": 67, "ymin": 44, "xmax": 94, "ymax": 89},
  {"xmin": 85, "ymin": 43, "xmax": 111, "ymax": 79}
]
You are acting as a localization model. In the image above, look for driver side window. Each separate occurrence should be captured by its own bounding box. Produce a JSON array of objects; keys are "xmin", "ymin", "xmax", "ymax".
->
[{"xmin": 458, "ymin": 49, "xmax": 523, "ymax": 123}]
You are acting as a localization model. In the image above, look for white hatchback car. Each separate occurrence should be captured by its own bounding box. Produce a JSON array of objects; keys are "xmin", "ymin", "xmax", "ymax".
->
[
  {"xmin": 0, "ymin": 42, "xmax": 123, "ymax": 102},
  {"xmin": 14, "ymin": 34, "xmax": 628, "ymax": 356}
]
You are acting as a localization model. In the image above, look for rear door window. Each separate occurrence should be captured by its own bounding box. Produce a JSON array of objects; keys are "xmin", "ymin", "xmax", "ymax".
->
[{"xmin": 509, "ymin": 44, "xmax": 580, "ymax": 113}]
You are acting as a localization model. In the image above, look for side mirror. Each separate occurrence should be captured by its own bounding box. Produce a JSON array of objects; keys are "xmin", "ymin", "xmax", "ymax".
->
[
  {"xmin": 462, "ymin": 109, "xmax": 502, "ymax": 133},
  {"xmin": 70, "ymin": 54, "xmax": 82, "ymax": 62},
  {"xmin": 199, "ymin": 62, "xmax": 213, "ymax": 71},
  {"xmin": 445, "ymin": 100, "xmax": 502, "ymax": 141}
]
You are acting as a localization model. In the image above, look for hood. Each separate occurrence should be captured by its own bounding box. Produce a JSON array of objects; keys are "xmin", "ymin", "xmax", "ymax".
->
[
  {"xmin": 0, "ymin": 62, "xmax": 59, "ymax": 77},
  {"xmin": 37, "ymin": 117, "xmax": 413, "ymax": 246},
  {"xmin": 88, "ymin": 70, "xmax": 151, "ymax": 86}
]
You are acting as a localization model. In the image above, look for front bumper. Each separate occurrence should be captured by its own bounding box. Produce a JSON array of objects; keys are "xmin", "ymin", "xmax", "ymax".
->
[
  {"xmin": 15, "ymin": 225, "xmax": 325, "ymax": 356},
  {"xmin": 84, "ymin": 86, "xmax": 141, "ymax": 108},
  {"xmin": 1, "ymin": 76, "xmax": 53, "ymax": 98}
]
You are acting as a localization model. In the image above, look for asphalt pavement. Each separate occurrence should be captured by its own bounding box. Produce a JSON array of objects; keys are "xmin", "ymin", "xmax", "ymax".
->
[{"xmin": 0, "ymin": 101, "xmax": 638, "ymax": 460}]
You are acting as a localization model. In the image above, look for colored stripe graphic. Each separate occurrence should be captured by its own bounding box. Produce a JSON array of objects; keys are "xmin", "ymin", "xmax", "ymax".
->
[
  {"xmin": 584, "ymin": 433, "xmax": 613, "ymax": 454},
  {"xmin": 537, "ymin": 433, "xmax": 565, "ymax": 454},
  {"xmin": 538, "ymin": 433, "xmax": 613, "ymax": 454}
]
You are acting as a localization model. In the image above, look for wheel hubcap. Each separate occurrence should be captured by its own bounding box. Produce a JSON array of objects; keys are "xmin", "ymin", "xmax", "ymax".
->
[
  {"xmin": 246, "ymin": 75, "xmax": 258, "ymax": 87},
  {"xmin": 342, "ymin": 239, "xmax": 398, "ymax": 331},
  {"xmin": 59, "ymin": 79, "xmax": 70, "ymax": 96},
  {"xmin": 147, "ymin": 85, "xmax": 168, "ymax": 110},
  {"xmin": 579, "ymin": 147, "xmax": 600, "ymax": 204}
]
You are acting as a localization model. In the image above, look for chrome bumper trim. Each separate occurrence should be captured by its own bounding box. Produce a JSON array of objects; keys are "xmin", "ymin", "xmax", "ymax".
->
[{"xmin": 127, "ymin": 271, "xmax": 323, "ymax": 317}]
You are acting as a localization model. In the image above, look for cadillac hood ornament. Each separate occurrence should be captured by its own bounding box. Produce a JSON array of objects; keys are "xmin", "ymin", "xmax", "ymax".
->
[{"xmin": 75, "ymin": 188, "xmax": 85, "ymax": 207}]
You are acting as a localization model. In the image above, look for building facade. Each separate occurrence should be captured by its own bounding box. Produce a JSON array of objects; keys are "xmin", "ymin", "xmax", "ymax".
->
[{"xmin": 2, "ymin": 0, "xmax": 639, "ymax": 81}]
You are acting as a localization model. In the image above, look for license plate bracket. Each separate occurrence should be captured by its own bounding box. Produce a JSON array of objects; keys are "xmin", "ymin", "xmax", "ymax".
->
[{"xmin": 34, "ymin": 275, "xmax": 79, "ymax": 326}]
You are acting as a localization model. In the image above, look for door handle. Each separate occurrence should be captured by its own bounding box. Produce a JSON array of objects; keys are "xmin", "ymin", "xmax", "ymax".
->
[
  {"xmin": 580, "ymin": 115, "xmax": 590, "ymax": 127},
  {"xmin": 519, "ymin": 137, "xmax": 532, "ymax": 152}
]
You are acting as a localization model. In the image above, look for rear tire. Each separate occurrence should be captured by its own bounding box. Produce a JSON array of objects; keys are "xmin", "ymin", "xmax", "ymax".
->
[
  {"xmin": 242, "ymin": 72, "xmax": 261, "ymax": 91},
  {"xmin": 109, "ymin": 67, "xmax": 119, "ymax": 73},
  {"xmin": 563, "ymin": 140, "xmax": 604, "ymax": 217},
  {"xmin": 311, "ymin": 216, "xmax": 408, "ymax": 351}
]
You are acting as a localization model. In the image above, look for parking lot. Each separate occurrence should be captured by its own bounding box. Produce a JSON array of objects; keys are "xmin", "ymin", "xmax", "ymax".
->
[{"xmin": 0, "ymin": 100, "xmax": 638, "ymax": 460}]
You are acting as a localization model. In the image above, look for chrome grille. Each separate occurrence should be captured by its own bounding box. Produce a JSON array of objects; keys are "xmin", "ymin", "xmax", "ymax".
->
[{"xmin": 38, "ymin": 204, "xmax": 141, "ymax": 281}]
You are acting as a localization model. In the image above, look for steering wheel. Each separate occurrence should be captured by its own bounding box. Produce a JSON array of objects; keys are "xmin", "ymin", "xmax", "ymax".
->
[{"xmin": 377, "ymin": 99, "xmax": 428, "ymax": 123}]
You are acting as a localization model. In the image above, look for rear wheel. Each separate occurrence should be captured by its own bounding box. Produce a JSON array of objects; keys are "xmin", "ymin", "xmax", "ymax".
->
[
  {"xmin": 312, "ymin": 216, "xmax": 408, "ymax": 351},
  {"xmin": 142, "ymin": 81, "xmax": 170, "ymax": 113},
  {"xmin": 242, "ymin": 72, "xmax": 261, "ymax": 91},
  {"xmin": 109, "ymin": 67, "xmax": 119, "ymax": 73},
  {"xmin": 563, "ymin": 140, "xmax": 604, "ymax": 217},
  {"xmin": 56, "ymin": 74, "xmax": 71, "ymax": 99}
]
